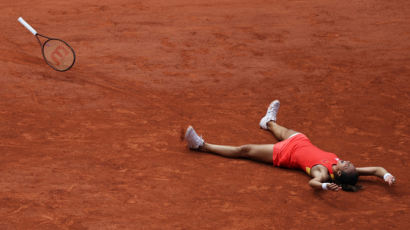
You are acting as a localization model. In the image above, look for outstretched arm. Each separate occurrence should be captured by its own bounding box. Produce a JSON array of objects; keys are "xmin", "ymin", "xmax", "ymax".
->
[{"xmin": 356, "ymin": 167, "xmax": 396, "ymax": 186}]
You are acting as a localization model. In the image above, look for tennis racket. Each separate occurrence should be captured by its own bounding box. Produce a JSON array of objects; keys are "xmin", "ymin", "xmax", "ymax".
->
[{"xmin": 18, "ymin": 17, "xmax": 76, "ymax": 72}]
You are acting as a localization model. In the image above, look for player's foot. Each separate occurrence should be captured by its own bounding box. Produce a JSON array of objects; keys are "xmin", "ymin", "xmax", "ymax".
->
[
  {"xmin": 259, "ymin": 100, "xmax": 280, "ymax": 129},
  {"xmin": 185, "ymin": 126, "xmax": 204, "ymax": 149}
]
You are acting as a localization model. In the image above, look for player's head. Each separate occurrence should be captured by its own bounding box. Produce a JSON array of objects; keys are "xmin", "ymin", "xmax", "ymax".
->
[{"xmin": 334, "ymin": 160, "xmax": 361, "ymax": 192}]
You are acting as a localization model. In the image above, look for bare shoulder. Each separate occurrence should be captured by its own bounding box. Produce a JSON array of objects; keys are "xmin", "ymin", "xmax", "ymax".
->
[{"xmin": 310, "ymin": 165, "xmax": 330, "ymax": 182}]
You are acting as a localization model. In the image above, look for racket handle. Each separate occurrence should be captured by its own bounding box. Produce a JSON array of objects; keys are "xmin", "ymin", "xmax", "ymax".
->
[{"xmin": 18, "ymin": 17, "xmax": 37, "ymax": 35}]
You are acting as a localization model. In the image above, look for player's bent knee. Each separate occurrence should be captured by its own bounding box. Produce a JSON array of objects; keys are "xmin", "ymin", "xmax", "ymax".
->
[{"xmin": 284, "ymin": 129, "xmax": 299, "ymax": 139}]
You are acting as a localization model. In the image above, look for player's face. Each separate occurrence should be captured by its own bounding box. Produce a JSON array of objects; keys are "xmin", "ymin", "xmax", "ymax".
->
[{"xmin": 337, "ymin": 159, "xmax": 355, "ymax": 173}]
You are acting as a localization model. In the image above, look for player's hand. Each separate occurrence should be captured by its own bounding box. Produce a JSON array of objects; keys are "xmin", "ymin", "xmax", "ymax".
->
[
  {"xmin": 384, "ymin": 174, "xmax": 396, "ymax": 186},
  {"xmin": 326, "ymin": 183, "xmax": 341, "ymax": 191}
]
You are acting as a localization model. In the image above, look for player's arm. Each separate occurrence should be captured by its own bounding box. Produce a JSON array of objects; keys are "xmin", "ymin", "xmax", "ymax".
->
[
  {"xmin": 309, "ymin": 170, "xmax": 341, "ymax": 191},
  {"xmin": 356, "ymin": 167, "xmax": 396, "ymax": 186}
]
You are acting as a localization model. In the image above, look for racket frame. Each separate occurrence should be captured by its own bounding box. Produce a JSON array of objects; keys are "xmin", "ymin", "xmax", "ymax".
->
[
  {"xmin": 36, "ymin": 34, "xmax": 76, "ymax": 72},
  {"xmin": 18, "ymin": 17, "xmax": 76, "ymax": 72}
]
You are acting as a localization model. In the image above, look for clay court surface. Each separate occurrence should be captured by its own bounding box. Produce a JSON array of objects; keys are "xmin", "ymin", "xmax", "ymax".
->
[{"xmin": 0, "ymin": 0, "xmax": 409, "ymax": 229}]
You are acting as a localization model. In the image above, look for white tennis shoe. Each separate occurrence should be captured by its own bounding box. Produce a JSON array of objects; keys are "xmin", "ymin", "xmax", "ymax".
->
[
  {"xmin": 259, "ymin": 100, "xmax": 280, "ymax": 129},
  {"xmin": 185, "ymin": 126, "xmax": 204, "ymax": 149}
]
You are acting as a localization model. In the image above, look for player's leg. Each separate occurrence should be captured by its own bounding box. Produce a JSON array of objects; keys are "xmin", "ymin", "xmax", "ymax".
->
[
  {"xmin": 267, "ymin": 121, "xmax": 299, "ymax": 141},
  {"xmin": 201, "ymin": 143, "xmax": 274, "ymax": 164},
  {"xmin": 184, "ymin": 126, "xmax": 273, "ymax": 163},
  {"xmin": 259, "ymin": 100, "xmax": 299, "ymax": 140}
]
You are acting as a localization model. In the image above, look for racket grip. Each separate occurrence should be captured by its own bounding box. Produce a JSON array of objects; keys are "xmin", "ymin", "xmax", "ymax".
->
[{"xmin": 18, "ymin": 17, "xmax": 37, "ymax": 35}]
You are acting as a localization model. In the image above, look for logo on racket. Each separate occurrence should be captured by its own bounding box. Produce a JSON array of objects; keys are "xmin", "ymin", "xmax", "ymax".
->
[{"xmin": 51, "ymin": 45, "xmax": 70, "ymax": 66}]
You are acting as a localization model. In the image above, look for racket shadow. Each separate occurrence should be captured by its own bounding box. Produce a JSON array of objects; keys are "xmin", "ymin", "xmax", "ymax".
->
[{"xmin": 1, "ymin": 49, "xmax": 43, "ymax": 67}]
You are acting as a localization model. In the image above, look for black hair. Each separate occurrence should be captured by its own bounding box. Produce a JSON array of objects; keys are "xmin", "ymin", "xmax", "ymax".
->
[{"xmin": 334, "ymin": 170, "xmax": 362, "ymax": 192}]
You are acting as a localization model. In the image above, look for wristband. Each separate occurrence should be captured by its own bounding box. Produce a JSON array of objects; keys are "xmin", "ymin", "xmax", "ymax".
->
[
  {"xmin": 383, "ymin": 173, "xmax": 392, "ymax": 181},
  {"xmin": 322, "ymin": 183, "xmax": 329, "ymax": 190}
]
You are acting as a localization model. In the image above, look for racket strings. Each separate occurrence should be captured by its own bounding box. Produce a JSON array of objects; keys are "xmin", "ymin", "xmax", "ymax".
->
[{"xmin": 42, "ymin": 39, "xmax": 75, "ymax": 71}]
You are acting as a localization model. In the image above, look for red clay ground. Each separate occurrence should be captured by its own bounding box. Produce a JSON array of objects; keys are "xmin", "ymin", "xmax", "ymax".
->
[{"xmin": 0, "ymin": 0, "xmax": 409, "ymax": 229}]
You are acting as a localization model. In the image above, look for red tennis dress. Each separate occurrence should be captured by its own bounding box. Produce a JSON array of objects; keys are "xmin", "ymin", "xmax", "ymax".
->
[{"xmin": 273, "ymin": 134, "xmax": 339, "ymax": 179}]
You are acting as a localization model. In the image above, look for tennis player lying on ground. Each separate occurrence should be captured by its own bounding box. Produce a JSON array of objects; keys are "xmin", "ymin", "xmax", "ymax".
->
[{"xmin": 184, "ymin": 100, "xmax": 396, "ymax": 192}]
